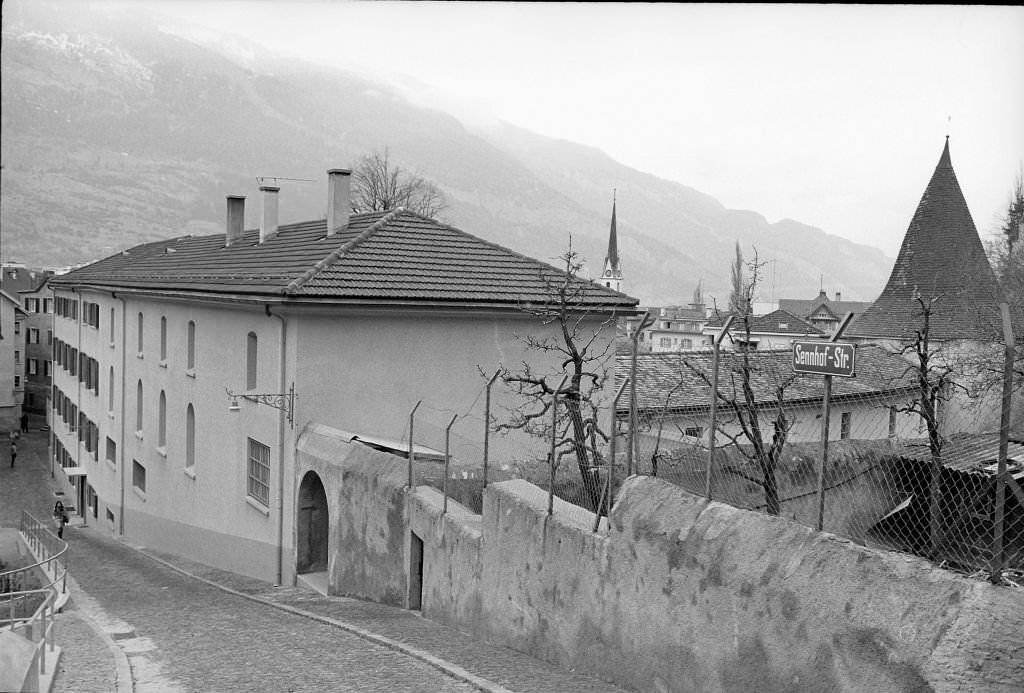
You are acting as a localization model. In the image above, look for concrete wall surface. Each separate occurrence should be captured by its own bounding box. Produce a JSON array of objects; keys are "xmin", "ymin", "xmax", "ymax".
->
[
  {"xmin": 410, "ymin": 476, "xmax": 1024, "ymax": 693},
  {"xmin": 295, "ymin": 423, "xmax": 408, "ymax": 606}
]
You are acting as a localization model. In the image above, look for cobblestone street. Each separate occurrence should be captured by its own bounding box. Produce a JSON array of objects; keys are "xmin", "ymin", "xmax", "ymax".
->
[{"xmin": 3, "ymin": 423, "xmax": 630, "ymax": 693}]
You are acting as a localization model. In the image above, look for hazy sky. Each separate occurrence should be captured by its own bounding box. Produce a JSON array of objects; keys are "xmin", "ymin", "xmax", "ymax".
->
[{"xmin": 129, "ymin": 3, "xmax": 1024, "ymax": 255}]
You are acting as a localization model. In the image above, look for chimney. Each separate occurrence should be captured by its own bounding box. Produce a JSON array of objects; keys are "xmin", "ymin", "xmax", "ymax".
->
[
  {"xmin": 225, "ymin": 195, "xmax": 246, "ymax": 247},
  {"xmin": 835, "ymin": 291, "xmax": 842, "ymax": 302},
  {"xmin": 326, "ymin": 168, "xmax": 351, "ymax": 237},
  {"xmin": 259, "ymin": 185, "xmax": 280, "ymax": 243}
]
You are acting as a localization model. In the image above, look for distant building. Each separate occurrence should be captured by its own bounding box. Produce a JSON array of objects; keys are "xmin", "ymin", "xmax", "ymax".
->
[
  {"xmin": 0, "ymin": 290, "xmax": 28, "ymax": 431},
  {"xmin": 702, "ymin": 308, "xmax": 825, "ymax": 351},
  {"xmin": 778, "ymin": 290, "xmax": 871, "ymax": 336},
  {"xmin": 49, "ymin": 171, "xmax": 637, "ymax": 584},
  {"xmin": 624, "ymin": 285, "xmax": 711, "ymax": 353},
  {"xmin": 617, "ymin": 345, "xmax": 920, "ymax": 447},
  {"xmin": 2, "ymin": 266, "xmax": 55, "ymax": 414}
]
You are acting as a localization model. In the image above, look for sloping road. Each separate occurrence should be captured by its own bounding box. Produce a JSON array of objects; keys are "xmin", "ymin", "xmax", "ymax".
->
[{"xmin": 56, "ymin": 525, "xmax": 477, "ymax": 693}]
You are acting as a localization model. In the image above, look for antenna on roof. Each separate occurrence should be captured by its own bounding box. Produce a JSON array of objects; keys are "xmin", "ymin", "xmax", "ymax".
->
[{"xmin": 255, "ymin": 176, "xmax": 315, "ymax": 186}]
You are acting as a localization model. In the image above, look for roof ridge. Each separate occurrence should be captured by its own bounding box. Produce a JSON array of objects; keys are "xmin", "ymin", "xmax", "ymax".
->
[{"xmin": 284, "ymin": 208, "xmax": 404, "ymax": 295}]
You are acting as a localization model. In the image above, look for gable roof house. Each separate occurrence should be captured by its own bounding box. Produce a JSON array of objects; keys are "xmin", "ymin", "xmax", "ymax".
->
[
  {"xmin": 702, "ymin": 308, "xmax": 826, "ymax": 351},
  {"xmin": 49, "ymin": 171, "xmax": 637, "ymax": 586},
  {"xmin": 778, "ymin": 290, "xmax": 872, "ymax": 336}
]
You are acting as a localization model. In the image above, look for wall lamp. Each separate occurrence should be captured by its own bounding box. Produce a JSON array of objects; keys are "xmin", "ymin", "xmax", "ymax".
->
[{"xmin": 225, "ymin": 383, "xmax": 297, "ymax": 428}]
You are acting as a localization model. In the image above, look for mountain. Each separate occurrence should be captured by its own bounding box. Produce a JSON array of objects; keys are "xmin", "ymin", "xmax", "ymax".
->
[{"xmin": 0, "ymin": 1, "xmax": 892, "ymax": 304}]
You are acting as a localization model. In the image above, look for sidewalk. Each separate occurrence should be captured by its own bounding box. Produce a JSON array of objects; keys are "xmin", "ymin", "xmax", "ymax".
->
[{"xmin": 3, "ymin": 421, "xmax": 630, "ymax": 693}]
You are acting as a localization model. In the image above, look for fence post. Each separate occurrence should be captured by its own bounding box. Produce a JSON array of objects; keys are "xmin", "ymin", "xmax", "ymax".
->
[
  {"xmin": 627, "ymin": 312, "xmax": 653, "ymax": 476},
  {"xmin": 707, "ymin": 315, "xmax": 734, "ymax": 500},
  {"xmin": 483, "ymin": 369, "xmax": 500, "ymax": 488},
  {"xmin": 595, "ymin": 377, "xmax": 630, "ymax": 532},
  {"xmin": 407, "ymin": 400, "xmax": 421, "ymax": 489},
  {"xmin": 814, "ymin": 313, "xmax": 855, "ymax": 531},
  {"xmin": 548, "ymin": 375, "xmax": 568, "ymax": 516},
  {"xmin": 443, "ymin": 414, "xmax": 458, "ymax": 515},
  {"xmin": 991, "ymin": 302, "xmax": 1014, "ymax": 583}
]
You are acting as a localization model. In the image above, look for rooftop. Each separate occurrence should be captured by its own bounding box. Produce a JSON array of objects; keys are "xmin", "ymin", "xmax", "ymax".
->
[
  {"xmin": 704, "ymin": 309, "xmax": 825, "ymax": 337},
  {"xmin": 52, "ymin": 210, "xmax": 638, "ymax": 311},
  {"xmin": 617, "ymin": 344, "xmax": 916, "ymax": 413},
  {"xmin": 849, "ymin": 139, "xmax": 1002, "ymax": 341}
]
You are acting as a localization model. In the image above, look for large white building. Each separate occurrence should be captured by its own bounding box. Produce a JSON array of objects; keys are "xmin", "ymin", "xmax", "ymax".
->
[{"xmin": 50, "ymin": 171, "xmax": 636, "ymax": 584}]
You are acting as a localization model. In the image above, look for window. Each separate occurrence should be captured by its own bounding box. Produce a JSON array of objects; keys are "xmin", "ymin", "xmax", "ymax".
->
[
  {"xmin": 246, "ymin": 332, "xmax": 258, "ymax": 390},
  {"xmin": 108, "ymin": 367, "xmax": 115, "ymax": 412},
  {"xmin": 14, "ymin": 321, "xmax": 20, "ymax": 335},
  {"xmin": 247, "ymin": 438, "xmax": 271, "ymax": 506},
  {"xmin": 185, "ymin": 404, "xmax": 195, "ymax": 471},
  {"xmin": 659, "ymin": 337, "xmax": 672, "ymax": 348},
  {"xmin": 14, "ymin": 350, "xmax": 21, "ymax": 365},
  {"xmin": 137, "ymin": 312, "xmax": 144, "ymax": 354},
  {"xmin": 47, "ymin": 329, "xmax": 52, "ymax": 345},
  {"xmin": 28, "ymin": 359, "xmax": 38, "ymax": 376},
  {"xmin": 132, "ymin": 460, "xmax": 146, "ymax": 493},
  {"xmin": 106, "ymin": 437, "xmax": 117, "ymax": 465},
  {"xmin": 840, "ymin": 412, "xmax": 851, "ymax": 440},
  {"xmin": 160, "ymin": 316, "xmax": 167, "ymax": 361},
  {"xmin": 187, "ymin": 321, "xmax": 196, "ymax": 370},
  {"xmin": 684, "ymin": 426, "xmax": 704, "ymax": 438},
  {"xmin": 44, "ymin": 361, "xmax": 51, "ymax": 377},
  {"xmin": 43, "ymin": 298, "xmax": 52, "ymax": 314},
  {"xmin": 681, "ymin": 339, "xmax": 692, "ymax": 349},
  {"xmin": 109, "ymin": 307, "xmax": 115, "ymax": 342},
  {"xmin": 136, "ymin": 380, "xmax": 144, "ymax": 434},
  {"xmin": 888, "ymin": 407, "xmax": 897, "ymax": 438},
  {"xmin": 14, "ymin": 376, "xmax": 21, "ymax": 388},
  {"xmin": 28, "ymin": 328, "xmax": 39, "ymax": 344},
  {"xmin": 83, "ymin": 301, "xmax": 100, "ymax": 329},
  {"xmin": 158, "ymin": 391, "xmax": 167, "ymax": 448}
]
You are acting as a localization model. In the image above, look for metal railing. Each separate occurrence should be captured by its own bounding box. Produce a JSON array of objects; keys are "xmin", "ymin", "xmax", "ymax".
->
[{"xmin": 0, "ymin": 511, "xmax": 69, "ymax": 691}]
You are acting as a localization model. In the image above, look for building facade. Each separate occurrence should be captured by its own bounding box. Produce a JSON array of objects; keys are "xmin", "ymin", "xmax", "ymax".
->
[
  {"xmin": 0, "ymin": 290, "xmax": 28, "ymax": 431},
  {"xmin": 50, "ymin": 172, "xmax": 637, "ymax": 584}
]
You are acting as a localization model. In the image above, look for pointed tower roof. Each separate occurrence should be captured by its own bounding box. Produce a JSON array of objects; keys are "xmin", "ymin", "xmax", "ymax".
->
[
  {"xmin": 850, "ymin": 139, "xmax": 1002, "ymax": 341},
  {"xmin": 605, "ymin": 192, "xmax": 620, "ymax": 271}
]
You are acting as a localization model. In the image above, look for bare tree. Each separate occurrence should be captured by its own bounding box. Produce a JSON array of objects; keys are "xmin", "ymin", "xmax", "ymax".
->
[
  {"xmin": 351, "ymin": 148, "xmax": 448, "ymax": 219},
  {"xmin": 685, "ymin": 250, "xmax": 796, "ymax": 515},
  {"xmin": 497, "ymin": 244, "xmax": 618, "ymax": 511}
]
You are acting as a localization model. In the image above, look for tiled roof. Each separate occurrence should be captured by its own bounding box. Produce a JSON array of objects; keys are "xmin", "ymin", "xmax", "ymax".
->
[
  {"xmin": 899, "ymin": 433, "xmax": 1024, "ymax": 478},
  {"xmin": 779, "ymin": 293, "xmax": 871, "ymax": 322},
  {"xmin": 51, "ymin": 210, "xmax": 638, "ymax": 310},
  {"xmin": 849, "ymin": 140, "xmax": 1002, "ymax": 341},
  {"xmin": 616, "ymin": 345, "xmax": 916, "ymax": 413},
  {"xmin": 705, "ymin": 309, "xmax": 824, "ymax": 336}
]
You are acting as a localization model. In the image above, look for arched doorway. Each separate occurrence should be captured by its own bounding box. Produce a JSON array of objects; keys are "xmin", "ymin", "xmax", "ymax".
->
[{"xmin": 296, "ymin": 471, "xmax": 328, "ymax": 574}]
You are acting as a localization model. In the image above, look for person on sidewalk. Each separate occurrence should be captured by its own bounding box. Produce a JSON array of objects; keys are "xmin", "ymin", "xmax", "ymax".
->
[
  {"xmin": 20, "ymin": 413, "xmax": 29, "ymax": 433},
  {"xmin": 9, "ymin": 441, "xmax": 16, "ymax": 468}
]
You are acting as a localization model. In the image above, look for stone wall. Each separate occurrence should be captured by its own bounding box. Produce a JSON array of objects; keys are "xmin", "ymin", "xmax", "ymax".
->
[{"xmin": 309, "ymin": 424, "xmax": 1024, "ymax": 692}]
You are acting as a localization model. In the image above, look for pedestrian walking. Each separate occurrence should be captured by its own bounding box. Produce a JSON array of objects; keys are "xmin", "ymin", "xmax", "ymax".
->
[
  {"xmin": 9, "ymin": 441, "xmax": 16, "ymax": 468},
  {"xmin": 54, "ymin": 501, "xmax": 67, "ymax": 538},
  {"xmin": 20, "ymin": 413, "xmax": 29, "ymax": 433}
]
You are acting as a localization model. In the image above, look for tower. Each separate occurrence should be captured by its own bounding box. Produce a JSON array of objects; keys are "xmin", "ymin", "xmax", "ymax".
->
[{"xmin": 601, "ymin": 191, "xmax": 623, "ymax": 293}]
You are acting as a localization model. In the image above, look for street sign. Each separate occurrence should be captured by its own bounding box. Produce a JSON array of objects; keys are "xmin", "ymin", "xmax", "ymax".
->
[{"xmin": 792, "ymin": 341, "xmax": 856, "ymax": 377}]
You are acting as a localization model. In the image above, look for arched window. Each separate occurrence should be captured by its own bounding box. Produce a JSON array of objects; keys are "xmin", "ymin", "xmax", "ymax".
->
[
  {"xmin": 137, "ymin": 312, "xmax": 144, "ymax": 353},
  {"xmin": 108, "ymin": 367, "xmax": 115, "ymax": 412},
  {"xmin": 158, "ymin": 391, "xmax": 167, "ymax": 447},
  {"xmin": 246, "ymin": 332, "xmax": 258, "ymax": 390},
  {"xmin": 185, "ymin": 404, "xmax": 195, "ymax": 471},
  {"xmin": 160, "ymin": 316, "xmax": 167, "ymax": 361},
  {"xmin": 136, "ymin": 380, "xmax": 143, "ymax": 433},
  {"xmin": 187, "ymin": 321, "xmax": 196, "ymax": 370}
]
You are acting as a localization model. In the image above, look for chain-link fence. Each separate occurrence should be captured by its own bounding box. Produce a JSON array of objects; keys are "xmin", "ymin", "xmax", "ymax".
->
[
  {"xmin": 618, "ymin": 308, "xmax": 1024, "ymax": 583},
  {"xmin": 391, "ymin": 309, "xmax": 1023, "ymax": 584}
]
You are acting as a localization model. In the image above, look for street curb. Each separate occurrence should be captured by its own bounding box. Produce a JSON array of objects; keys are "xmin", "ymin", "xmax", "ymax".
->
[
  {"xmin": 63, "ymin": 573, "xmax": 135, "ymax": 693},
  {"xmin": 131, "ymin": 545, "xmax": 515, "ymax": 693}
]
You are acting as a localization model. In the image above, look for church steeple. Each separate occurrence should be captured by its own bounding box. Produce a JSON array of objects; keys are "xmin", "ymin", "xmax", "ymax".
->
[{"xmin": 601, "ymin": 191, "xmax": 623, "ymax": 292}]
